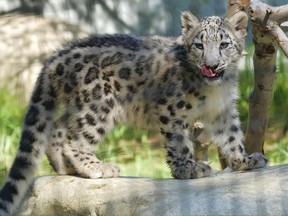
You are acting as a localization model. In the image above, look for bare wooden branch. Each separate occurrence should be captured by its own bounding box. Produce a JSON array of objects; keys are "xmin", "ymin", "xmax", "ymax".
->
[
  {"xmin": 269, "ymin": 24, "xmax": 288, "ymax": 58},
  {"xmin": 269, "ymin": 4, "xmax": 288, "ymax": 23},
  {"xmin": 249, "ymin": 2, "xmax": 288, "ymax": 24},
  {"xmin": 245, "ymin": 0, "xmax": 280, "ymax": 154},
  {"xmin": 249, "ymin": 0, "xmax": 288, "ymax": 64},
  {"xmin": 226, "ymin": 0, "xmax": 250, "ymax": 18},
  {"xmin": 280, "ymin": 21, "xmax": 288, "ymax": 32},
  {"xmin": 225, "ymin": 0, "xmax": 288, "ymax": 158},
  {"xmin": 245, "ymin": 30, "xmax": 277, "ymax": 153}
]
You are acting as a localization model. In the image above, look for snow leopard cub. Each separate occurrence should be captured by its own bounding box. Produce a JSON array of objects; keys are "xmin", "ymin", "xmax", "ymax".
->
[{"xmin": 0, "ymin": 11, "xmax": 267, "ymax": 216}]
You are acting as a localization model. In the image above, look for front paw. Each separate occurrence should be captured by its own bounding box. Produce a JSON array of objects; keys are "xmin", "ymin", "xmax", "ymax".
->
[
  {"xmin": 247, "ymin": 152, "xmax": 268, "ymax": 169},
  {"xmin": 171, "ymin": 161, "xmax": 213, "ymax": 179}
]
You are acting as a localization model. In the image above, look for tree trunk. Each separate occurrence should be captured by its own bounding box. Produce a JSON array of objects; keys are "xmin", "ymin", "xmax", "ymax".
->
[
  {"xmin": 245, "ymin": 1, "xmax": 288, "ymax": 153},
  {"xmin": 227, "ymin": 0, "xmax": 288, "ymax": 154},
  {"xmin": 245, "ymin": 23, "xmax": 276, "ymax": 153}
]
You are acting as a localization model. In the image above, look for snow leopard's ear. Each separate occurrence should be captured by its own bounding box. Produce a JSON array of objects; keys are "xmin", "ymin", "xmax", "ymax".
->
[
  {"xmin": 181, "ymin": 11, "xmax": 199, "ymax": 35},
  {"xmin": 227, "ymin": 11, "xmax": 248, "ymax": 39}
]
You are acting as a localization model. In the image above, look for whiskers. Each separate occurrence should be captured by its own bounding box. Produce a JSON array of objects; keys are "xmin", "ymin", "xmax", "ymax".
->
[{"xmin": 216, "ymin": 63, "xmax": 227, "ymax": 72}]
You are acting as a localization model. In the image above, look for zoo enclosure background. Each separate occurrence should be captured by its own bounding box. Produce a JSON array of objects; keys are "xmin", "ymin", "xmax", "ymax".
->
[{"xmin": 1, "ymin": 0, "xmax": 286, "ymax": 36}]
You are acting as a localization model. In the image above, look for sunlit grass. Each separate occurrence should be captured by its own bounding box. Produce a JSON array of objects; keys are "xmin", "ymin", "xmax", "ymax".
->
[
  {"xmin": 96, "ymin": 125, "xmax": 171, "ymax": 178},
  {"xmin": 265, "ymin": 141, "xmax": 288, "ymax": 165},
  {"xmin": 0, "ymin": 88, "xmax": 24, "ymax": 184}
]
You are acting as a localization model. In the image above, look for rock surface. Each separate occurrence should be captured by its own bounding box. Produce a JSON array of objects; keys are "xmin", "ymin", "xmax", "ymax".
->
[{"xmin": 16, "ymin": 164, "xmax": 288, "ymax": 216}]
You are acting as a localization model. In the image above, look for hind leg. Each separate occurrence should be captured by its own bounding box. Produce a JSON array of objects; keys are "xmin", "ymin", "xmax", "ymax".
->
[
  {"xmin": 62, "ymin": 141, "xmax": 120, "ymax": 178},
  {"xmin": 45, "ymin": 122, "xmax": 76, "ymax": 175},
  {"xmin": 46, "ymin": 125, "xmax": 120, "ymax": 178},
  {"xmin": 46, "ymin": 98, "xmax": 123, "ymax": 178},
  {"xmin": 46, "ymin": 123, "xmax": 120, "ymax": 178}
]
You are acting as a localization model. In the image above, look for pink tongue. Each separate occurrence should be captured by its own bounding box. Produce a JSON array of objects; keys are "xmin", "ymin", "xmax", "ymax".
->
[{"xmin": 201, "ymin": 66, "xmax": 216, "ymax": 77}]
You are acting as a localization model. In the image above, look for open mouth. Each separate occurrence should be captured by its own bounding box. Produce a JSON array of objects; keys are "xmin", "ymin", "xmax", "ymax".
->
[{"xmin": 201, "ymin": 65, "xmax": 224, "ymax": 80}]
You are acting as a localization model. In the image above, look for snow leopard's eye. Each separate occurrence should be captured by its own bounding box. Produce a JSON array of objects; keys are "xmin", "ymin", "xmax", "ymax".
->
[
  {"xmin": 194, "ymin": 43, "xmax": 204, "ymax": 50},
  {"xmin": 220, "ymin": 42, "xmax": 229, "ymax": 50}
]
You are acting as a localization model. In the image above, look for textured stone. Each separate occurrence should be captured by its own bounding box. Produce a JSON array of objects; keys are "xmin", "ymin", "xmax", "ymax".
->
[{"xmin": 16, "ymin": 164, "xmax": 288, "ymax": 216}]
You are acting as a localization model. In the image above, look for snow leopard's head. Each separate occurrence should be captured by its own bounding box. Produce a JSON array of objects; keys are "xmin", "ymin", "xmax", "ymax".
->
[{"xmin": 181, "ymin": 11, "xmax": 248, "ymax": 85}]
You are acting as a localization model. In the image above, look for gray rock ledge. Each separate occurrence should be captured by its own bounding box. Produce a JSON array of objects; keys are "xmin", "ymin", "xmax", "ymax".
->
[{"xmin": 17, "ymin": 164, "xmax": 288, "ymax": 216}]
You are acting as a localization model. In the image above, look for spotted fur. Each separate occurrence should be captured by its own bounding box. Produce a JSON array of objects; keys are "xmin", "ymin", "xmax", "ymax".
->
[{"xmin": 0, "ymin": 11, "xmax": 268, "ymax": 215}]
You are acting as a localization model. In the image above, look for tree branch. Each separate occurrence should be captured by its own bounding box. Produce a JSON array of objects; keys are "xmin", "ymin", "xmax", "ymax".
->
[
  {"xmin": 245, "ymin": 0, "xmax": 281, "ymax": 154},
  {"xmin": 269, "ymin": 24, "xmax": 288, "ymax": 58},
  {"xmin": 249, "ymin": 1, "xmax": 288, "ymax": 24},
  {"xmin": 269, "ymin": 4, "xmax": 288, "ymax": 23},
  {"xmin": 280, "ymin": 21, "xmax": 288, "ymax": 32},
  {"xmin": 245, "ymin": 25, "xmax": 277, "ymax": 153},
  {"xmin": 249, "ymin": 0, "xmax": 288, "ymax": 59},
  {"xmin": 226, "ymin": 0, "xmax": 250, "ymax": 18}
]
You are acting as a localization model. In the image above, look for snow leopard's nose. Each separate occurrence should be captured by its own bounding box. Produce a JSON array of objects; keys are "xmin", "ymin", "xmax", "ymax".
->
[{"xmin": 206, "ymin": 64, "xmax": 219, "ymax": 71}]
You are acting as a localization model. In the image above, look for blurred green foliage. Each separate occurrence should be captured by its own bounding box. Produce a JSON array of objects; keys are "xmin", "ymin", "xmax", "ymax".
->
[{"xmin": 0, "ymin": 88, "xmax": 24, "ymax": 184}]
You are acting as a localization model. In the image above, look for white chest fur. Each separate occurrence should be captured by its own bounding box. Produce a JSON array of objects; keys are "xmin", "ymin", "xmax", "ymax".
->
[{"xmin": 186, "ymin": 82, "xmax": 238, "ymax": 122}]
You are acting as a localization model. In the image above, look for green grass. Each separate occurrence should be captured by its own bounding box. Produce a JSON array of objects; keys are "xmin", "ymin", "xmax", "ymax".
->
[
  {"xmin": 266, "ymin": 141, "xmax": 288, "ymax": 165},
  {"xmin": 1, "ymin": 48, "xmax": 288, "ymax": 184},
  {"xmin": 97, "ymin": 125, "xmax": 170, "ymax": 178},
  {"xmin": 0, "ymin": 88, "xmax": 24, "ymax": 184}
]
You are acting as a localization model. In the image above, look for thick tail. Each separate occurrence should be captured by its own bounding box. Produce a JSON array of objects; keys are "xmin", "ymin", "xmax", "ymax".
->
[{"xmin": 0, "ymin": 66, "xmax": 56, "ymax": 215}]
